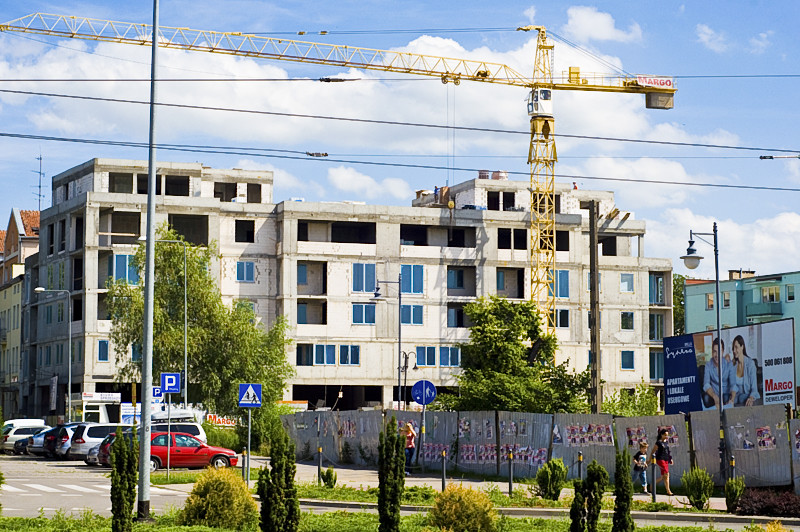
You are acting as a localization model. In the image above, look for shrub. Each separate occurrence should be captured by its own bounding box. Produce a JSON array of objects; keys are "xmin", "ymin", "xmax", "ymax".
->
[
  {"xmin": 378, "ymin": 416, "xmax": 404, "ymax": 532},
  {"xmin": 584, "ymin": 461, "xmax": 609, "ymax": 532},
  {"xmin": 681, "ymin": 467, "xmax": 715, "ymax": 511},
  {"xmin": 110, "ymin": 427, "xmax": 137, "ymax": 532},
  {"xmin": 300, "ymin": 440, "xmax": 314, "ymax": 461},
  {"xmin": 358, "ymin": 443, "xmax": 376, "ymax": 466},
  {"xmin": 320, "ymin": 466, "xmax": 337, "ymax": 489},
  {"xmin": 203, "ymin": 422, "xmax": 240, "ymax": 451},
  {"xmin": 737, "ymin": 488, "xmax": 800, "ymax": 517},
  {"xmin": 725, "ymin": 476, "xmax": 746, "ymax": 513},
  {"xmin": 612, "ymin": 449, "xmax": 634, "ymax": 532},
  {"xmin": 257, "ymin": 427, "xmax": 299, "ymax": 532},
  {"xmin": 535, "ymin": 458, "xmax": 568, "ymax": 500},
  {"xmin": 428, "ymin": 484, "xmax": 498, "ymax": 532},
  {"xmin": 340, "ymin": 441, "xmax": 354, "ymax": 464},
  {"xmin": 569, "ymin": 479, "xmax": 586, "ymax": 532},
  {"xmin": 181, "ymin": 467, "xmax": 258, "ymax": 531}
]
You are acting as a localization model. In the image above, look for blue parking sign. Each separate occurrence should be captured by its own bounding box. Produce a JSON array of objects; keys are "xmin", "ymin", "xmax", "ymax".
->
[{"xmin": 161, "ymin": 372, "xmax": 181, "ymax": 394}]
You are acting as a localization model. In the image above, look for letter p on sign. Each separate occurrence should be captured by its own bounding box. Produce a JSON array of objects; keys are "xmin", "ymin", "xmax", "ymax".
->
[{"xmin": 161, "ymin": 372, "xmax": 181, "ymax": 394}]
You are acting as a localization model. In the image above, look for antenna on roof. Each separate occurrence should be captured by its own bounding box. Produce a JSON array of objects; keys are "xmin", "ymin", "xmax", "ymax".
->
[{"xmin": 31, "ymin": 151, "xmax": 45, "ymax": 211}]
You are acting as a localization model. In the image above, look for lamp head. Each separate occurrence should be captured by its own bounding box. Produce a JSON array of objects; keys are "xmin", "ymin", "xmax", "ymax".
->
[
  {"xmin": 680, "ymin": 239, "xmax": 703, "ymax": 270},
  {"xmin": 370, "ymin": 287, "xmax": 384, "ymax": 301},
  {"xmin": 34, "ymin": 286, "xmax": 46, "ymax": 293}
]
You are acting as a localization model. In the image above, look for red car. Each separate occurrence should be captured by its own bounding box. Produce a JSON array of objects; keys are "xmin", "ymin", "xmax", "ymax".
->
[{"xmin": 149, "ymin": 432, "xmax": 237, "ymax": 472}]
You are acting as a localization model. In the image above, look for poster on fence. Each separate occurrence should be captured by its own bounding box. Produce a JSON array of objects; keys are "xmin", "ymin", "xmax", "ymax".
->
[{"xmin": 663, "ymin": 318, "xmax": 796, "ymax": 415}]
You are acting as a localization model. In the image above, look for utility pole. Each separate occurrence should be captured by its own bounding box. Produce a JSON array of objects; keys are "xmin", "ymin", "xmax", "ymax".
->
[{"xmin": 589, "ymin": 201, "xmax": 602, "ymax": 413}]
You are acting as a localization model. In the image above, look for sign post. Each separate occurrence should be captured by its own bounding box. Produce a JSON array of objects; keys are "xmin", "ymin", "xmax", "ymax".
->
[
  {"xmin": 161, "ymin": 373, "xmax": 181, "ymax": 480},
  {"xmin": 412, "ymin": 380, "xmax": 437, "ymax": 472},
  {"xmin": 238, "ymin": 383, "xmax": 262, "ymax": 486}
]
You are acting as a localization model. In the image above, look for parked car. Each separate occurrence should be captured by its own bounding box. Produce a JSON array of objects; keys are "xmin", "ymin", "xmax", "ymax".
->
[
  {"xmin": 148, "ymin": 432, "xmax": 237, "ymax": 472},
  {"xmin": 71, "ymin": 423, "xmax": 131, "ymax": 461},
  {"xmin": 98, "ymin": 431, "xmax": 136, "ymax": 467},
  {"xmin": 151, "ymin": 422, "xmax": 207, "ymax": 443},
  {"xmin": 14, "ymin": 437, "xmax": 29, "ymax": 455},
  {"xmin": 1, "ymin": 419, "xmax": 47, "ymax": 432},
  {"xmin": 84, "ymin": 444, "xmax": 101, "ymax": 466},
  {"xmin": 48, "ymin": 423, "xmax": 83, "ymax": 459},
  {"xmin": 2, "ymin": 425, "xmax": 50, "ymax": 454},
  {"xmin": 28, "ymin": 426, "xmax": 54, "ymax": 457}
]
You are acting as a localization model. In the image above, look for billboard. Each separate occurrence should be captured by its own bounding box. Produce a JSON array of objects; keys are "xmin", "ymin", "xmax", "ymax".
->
[{"xmin": 663, "ymin": 319, "xmax": 795, "ymax": 415}]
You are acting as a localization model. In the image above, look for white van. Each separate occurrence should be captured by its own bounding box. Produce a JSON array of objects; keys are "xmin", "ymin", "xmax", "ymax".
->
[{"xmin": 2, "ymin": 419, "xmax": 47, "ymax": 431}]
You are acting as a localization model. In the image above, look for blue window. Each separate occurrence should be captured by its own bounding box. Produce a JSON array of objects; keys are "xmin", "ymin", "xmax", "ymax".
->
[
  {"xmin": 45, "ymin": 345, "xmax": 51, "ymax": 365},
  {"xmin": 400, "ymin": 304, "xmax": 423, "ymax": 325},
  {"xmin": 440, "ymin": 346, "xmax": 460, "ymax": 367},
  {"xmin": 297, "ymin": 264, "xmax": 307, "ymax": 285},
  {"xmin": 550, "ymin": 269, "xmax": 569, "ymax": 298},
  {"xmin": 98, "ymin": 340, "xmax": 109, "ymax": 362},
  {"xmin": 416, "ymin": 346, "xmax": 436, "ymax": 367},
  {"xmin": 114, "ymin": 255, "xmax": 139, "ymax": 285},
  {"xmin": 497, "ymin": 270, "xmax": 505, "ymax": 291},
  {"xmin": 352, "ymin": 303, "xmax": 376, "ymax": 325},
  {"xmin": 650, "ymin": 351, "xmax": 664, "ymax": 380},
  {"xmin": 315, "ymin": 344, "xmax": 336, "ymax": 365},
  {"xmin": 447, "ymin": 269, "xmax": 464, "ymax": 289},
  {"xmin": 621, "ymin": 350, "xmax": 635, "ymax": 370},
  {"xmin": 132, "ymin": 343, "xmax": 142, "ymax": 362},
  {"xmin": 401, "ymin": 265, "xmax": 424, "ymax": 294},
  {"xmin": 352, "ymin": 263, "xmax": 376, "ymax": 292},
  {"xmin": 237, "ymin": 261, "xmax": 255, "ymax": 282},
  {"xmin": 554, "ymin": 309, "xmax": 569, "ymax": 328},
  {"xmin": 620, "ymin": 273, "xmax": 635, "ymax": 293},
  {"xmin": 297, "ymin": 304, "xmax": 307, "ymax": 324},
  {"xmin": 340, "ymin": 345, "xmax": 360, "ymax": 365}
]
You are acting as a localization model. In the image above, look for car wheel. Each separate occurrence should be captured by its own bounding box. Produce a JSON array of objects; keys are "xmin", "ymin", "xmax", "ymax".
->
[
  {"xmin": 150, "ymin": 457, "xmax": 161, "ymax": 472},
  {"xmin": 211, "ymin": 455, "xmax": 230, "ymax": 469}
]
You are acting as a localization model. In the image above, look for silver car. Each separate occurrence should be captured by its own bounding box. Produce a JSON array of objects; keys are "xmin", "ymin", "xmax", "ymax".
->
[
  {"xmin": 84, "ymin": 444, "xmax": 101, "ymax": 466},
  {"xmin": 70, "ymin": 423, "xmax": 131, "ymax": 461},
  {"xmin": 2, "ymin": 425, "xmax": 50, "ymax": 454}
]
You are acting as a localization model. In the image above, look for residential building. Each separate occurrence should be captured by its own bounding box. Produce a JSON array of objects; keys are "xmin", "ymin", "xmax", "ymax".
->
[
  {"xmin": 20, "ymin": 158, "xmax": 673, "ymax": 417},
  {"xmin": 684, "ymin": 269, "xmax": 800, "ymax": 382},
  {"xmin": 0, "ymin": 209, "xmax": 39, "ymax": 418}
]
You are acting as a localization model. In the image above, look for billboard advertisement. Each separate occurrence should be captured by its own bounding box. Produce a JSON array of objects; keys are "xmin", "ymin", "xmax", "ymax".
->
[{"xmin": 663, "ymin": 318, "xmax": 795, "ymax": 415}]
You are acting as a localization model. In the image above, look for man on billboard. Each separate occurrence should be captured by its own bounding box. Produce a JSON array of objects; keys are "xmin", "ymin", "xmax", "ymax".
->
[{"xmin": 702, "ymin": 338, "xmax": 736, "ymax": 410}]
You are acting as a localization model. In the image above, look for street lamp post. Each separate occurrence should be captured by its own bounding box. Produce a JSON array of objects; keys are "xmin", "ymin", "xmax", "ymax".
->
[
  {"xmin": 400, "ymin": 350, "xmax": 417, "ymax": 410},
  {"xmin": 680, "ymin": 222, "xmax": 725, "ymax": 480},
  {"xmin": 373, "ymin": 273, "xmax": 404, "ymax": 410},
  {"xmin": 34, "ymin": 287, "xmax": 72, "ymax": 422},
  {"xmin": 139, "ymin": 236, "xmax": 188, "ymax": 409}
]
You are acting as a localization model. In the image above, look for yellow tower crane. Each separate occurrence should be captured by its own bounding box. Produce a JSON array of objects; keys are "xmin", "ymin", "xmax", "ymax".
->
[{"xmin": 1, "ymin": 14, "xmax": 676, "ymax": 333}]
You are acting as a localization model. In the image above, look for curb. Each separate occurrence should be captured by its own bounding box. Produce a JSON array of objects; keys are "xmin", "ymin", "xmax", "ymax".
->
[{"xmin": 299, "ymin": 498, "xmax": 800, "ymax": 527}]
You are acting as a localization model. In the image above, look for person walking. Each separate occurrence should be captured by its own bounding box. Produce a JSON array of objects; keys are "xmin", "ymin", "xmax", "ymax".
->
[
  {"xmin": 403, "ymin": 422, "xmax": 417, "ymax": 475},
  {"xmin": 632, "ymin": 441, "xmax": 649, "ymax": 494},
  {"xmin": 651, "ymin": 428, "xmax": 674, "ymax": 495}
]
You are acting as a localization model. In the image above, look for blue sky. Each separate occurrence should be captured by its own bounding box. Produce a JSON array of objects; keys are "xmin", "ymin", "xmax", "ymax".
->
[{"xmin": 1, "ymin": 1, "xmax": 799, "ymax": 280}]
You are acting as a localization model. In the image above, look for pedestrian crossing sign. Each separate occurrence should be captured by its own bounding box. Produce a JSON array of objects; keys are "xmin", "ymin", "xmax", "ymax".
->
[{"xmin": 238, "ymin": 383, "xmax": 262, "ymax": 407}]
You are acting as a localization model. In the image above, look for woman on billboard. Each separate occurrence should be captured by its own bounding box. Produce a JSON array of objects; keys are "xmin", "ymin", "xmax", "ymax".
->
[{"xmin": 732, "ymin": 334, "xmax": 761, "ymax": 406}]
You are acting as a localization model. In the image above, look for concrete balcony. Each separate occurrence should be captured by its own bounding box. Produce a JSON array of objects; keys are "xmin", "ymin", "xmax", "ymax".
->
[{"xmin": 746, "ymin": 301, "xmax": 782, "ymax": 318}]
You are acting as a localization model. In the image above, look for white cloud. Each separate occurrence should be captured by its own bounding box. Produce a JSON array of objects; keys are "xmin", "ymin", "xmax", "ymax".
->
[
  {"xmin": 647, "ymin": 208, "xmax": 800, "ymax": 279},
  {"xmin": 696, "ymin": 24, "xmax": 728, "ymax": 53},
  {"xmin": 785, "ymin": 159, "xmax": 800, "ymax": 183},
  {"xmin": 562, "ymin": 7, "xmax": 642, "ymax": 43},
  {"xmin": 749, "ymin": 31, "xmax": 774, "ymax": 54},
  {"xmin": 233, "ymin": 159, "xmax": 326, "ymax": 199},
  {"xmin": 523, "ymin": 6, "xmax": 536, "ymax": 24},
  {"xmin": 327, "ymin": 166, "xmax": 412, "ymax": 200}
]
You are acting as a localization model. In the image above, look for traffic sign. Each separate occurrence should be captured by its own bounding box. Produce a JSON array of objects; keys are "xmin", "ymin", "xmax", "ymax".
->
[
  {"xmin": 153, "ymin": 386, "xmax": 163, "ymax": 399},
  {"xmin": 238, "ymin": 383, "xmax": 262, "ymax": 407},
  {"xmin": 412, "ymin": 380, "xmax": 437, "ymax": 406},
  {"xmin": 161, "ymin": 373, "xmax": 181, "ymax": 394}
]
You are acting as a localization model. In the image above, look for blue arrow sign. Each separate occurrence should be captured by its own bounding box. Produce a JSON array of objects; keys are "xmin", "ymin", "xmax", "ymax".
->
[
  {"xmin": 238, "ymin": 383, "xmax": 262, "ymax": 408},
  {"xmin": 161, "ymin": 373, "xmax": 181, "ymax": 394},
  {"xmin": 412, "ymin": 380, "xmax": 437, "ymax": 406}
]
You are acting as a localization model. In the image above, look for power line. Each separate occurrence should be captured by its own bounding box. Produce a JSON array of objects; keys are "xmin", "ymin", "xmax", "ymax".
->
[
  {"xmin": 1, "ymin": 130, "xmax": 799, "ymax": 193},
  {"xmin": 0, "ymin": 87, "xmax": 798, "ymax": 155}
]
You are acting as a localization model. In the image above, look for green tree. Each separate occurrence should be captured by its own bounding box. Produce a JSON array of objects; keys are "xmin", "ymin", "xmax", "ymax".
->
[
  {"xmin": 585, "ymin": 460, "xmax": 609, "ymax": 532},
  {"xmin": 107, "ymin": 225, "xmax": 293, "ymax": 440},
  {"xmin": 612, "ymin": 449, "xmax": 634, "ymax": 532},
  {"xmin": 602, "ymin": 382, "xmax": 660, "ymax": 417},
  {"xmin": 110, "ymin": 428, "xmax": 138, "ymax": 532},
  {"xmin": 569, "ymin": 479, "xmax": 586, "ymax": 532},
  {"xmin": 673, "ymin": 273, "xmax": 686, "ymax": 335},
  {"xmin": 378, "ymin": 416, "xmax": 404, "ymax": 532},
  {"xmin": 257, "ymin": 426, "xmax": 299, "ymax": 532},
  {"xmin": 438, "ymin": 296, "xmax": 590, "ymax": 413}
]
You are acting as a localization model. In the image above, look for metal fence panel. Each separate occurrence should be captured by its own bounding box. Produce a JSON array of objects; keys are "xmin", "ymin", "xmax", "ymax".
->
[
  {"xmin": 456, "ymin": 411, "xmax": 500, "ymax": 476},
  {"xmin": 614, "ymin": 414, "xmax": 689, "ymax": 490},
  {"xmin": 333, "ymin": 409, "xmax": 383, "ymax": 466},
  {"xmin": 723, "ymin": 404, "xmax": 791, "ymax": 487},
  {"xmin": 419, "ymin": 410, "xmax": 458, "ymax": 471},
  {"xmin": 689, "ymin": 409, "xmax": 724, "ymax": 484},
  {"xmin": 789, "ymin": 419, "xmax": 800, "ymax": 494},
  {"xmin": 497, "ymin": 411, "xmax": 553, "ymax": 479},
  {"xmin": 551, "ymin": 413, "xmax": 616, "ymax": 480}
]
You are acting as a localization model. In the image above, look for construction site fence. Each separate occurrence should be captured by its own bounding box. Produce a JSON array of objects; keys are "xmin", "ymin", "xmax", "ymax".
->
[{"xmin": 281, "ymin": 404, "xmax": 797, "ymax": 489}]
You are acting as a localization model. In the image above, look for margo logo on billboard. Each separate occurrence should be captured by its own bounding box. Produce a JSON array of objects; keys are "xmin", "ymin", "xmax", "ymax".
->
[{"xmin": 764, "ymin": 379, "xmax": 793, "ymax": 392}]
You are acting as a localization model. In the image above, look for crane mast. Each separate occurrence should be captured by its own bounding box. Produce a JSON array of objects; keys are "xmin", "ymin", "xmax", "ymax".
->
[{"xmin": 1, "ymin": 13, "xmax": 676, "ymax": 336}]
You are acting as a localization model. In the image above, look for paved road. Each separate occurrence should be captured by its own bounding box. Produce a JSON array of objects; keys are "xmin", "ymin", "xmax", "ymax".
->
[{"xmin": 0, "ymin": 454, "xmax": 188, "ymax": 517}]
